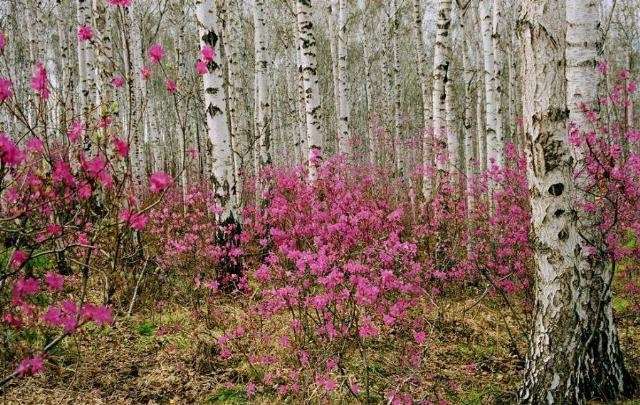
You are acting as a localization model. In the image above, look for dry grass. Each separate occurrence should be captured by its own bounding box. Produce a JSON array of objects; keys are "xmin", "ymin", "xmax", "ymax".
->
[{"xmin": 2, "ymin": 292, "xmax": 639, "ymax": 404}]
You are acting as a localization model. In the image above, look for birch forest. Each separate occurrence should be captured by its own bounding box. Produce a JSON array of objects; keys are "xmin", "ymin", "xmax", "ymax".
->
[{"xmin": 2, "ymin": 0, "xmax": 640, "ymax": 403}]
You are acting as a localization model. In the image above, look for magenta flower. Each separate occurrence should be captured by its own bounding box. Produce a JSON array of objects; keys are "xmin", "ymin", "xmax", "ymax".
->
[
  {"xmin": 106, "ymin": 0, "xmax": 132, "ymax": 6},
  {"xmin": 148, "ymin": 43, "xmax": 165, "ymax": 64},
  {"xmin": 165, "ymin": 79, "xmax": 177, "ymax": 94},
  {"xmin": 195, "ymin": 59, "xmax": 208, "ymax": 75},
  {"xmin": 112, "ymin": 137, "xmax": 129, "ymax": 158},
  {"xmin": 111, "ymin": 74, "xmax": 125, "ymax": 88},
  {"xmin": 67, "ymin": 121, "xmax": 85, "ymax": 142},
  {"xmin": 77, "ymin": 25, "xmax": 93, "ymax": 42},
  {"xmin": 201, "ymin": 45, "xmax": 216, "ymax": 62},
  {"xmin": 16, "ymin": 356, "xmax": 44, "ymax": 377},
  {"xmin": 0, "ymin": 77, "xmax": 12, "ymax": 102},
  {"xmin": 31, "ymin": 63, "xmax": 49, "ymax": 100},
  {"xmin": 119, "ymin": 209, "xmax": 148, "ymax": 231},
  {"xmin": 149, "ymin": 171, "xmax": 172, "ymax": 192},
  {"xmin": 82, "ymin": 304, "xmax": 113, "ymax": 326},
  {"xmin": 141, "ymin": 65, "xmax": 152, "ymax": 80},
  {"xmin": 44, "ymin": 272, "xmax": 64, "ymax": 292},
  {"xmin": 0, "ymin": 133, "xmax": 24, "ymax": 166},
  {"xmin": 10, "ymin": 250, "xmax": 29, "ymax": 269}
]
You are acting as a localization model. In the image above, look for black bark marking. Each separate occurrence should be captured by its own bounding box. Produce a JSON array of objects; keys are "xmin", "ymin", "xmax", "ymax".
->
[{"xmin": 549, "ymin": 183, "xmax": 564, "ymax": 196}]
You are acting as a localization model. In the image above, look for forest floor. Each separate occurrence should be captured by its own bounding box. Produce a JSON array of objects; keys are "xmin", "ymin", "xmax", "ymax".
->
[{"xmin": 2, "ymin": 290, "xmax": 640, "ymax": 404}]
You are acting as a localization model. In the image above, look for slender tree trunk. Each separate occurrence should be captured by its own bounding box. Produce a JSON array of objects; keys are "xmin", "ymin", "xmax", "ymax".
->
[
  {"xmin": 432, "ymin": 0, "xmax": 452, "ymax": 173},
  {"xmin": 253, "ymin": 0, "xmax": 271, "ymax": 174},
  {"xmin": 413, "ymin": 0, "xmax": 432, "ymax": 195},
  {"xmin": 358, "ymin": 0, "xmax": 375, "ymax": 165},
  {"xmin": 336, "ymin": 0, "xmax": 351, "ymax": 156},
  {"xmin": 478, "ymin": 0, "xmax": 502, "ymax": 168},
  {"xmin": 390, "ymin": 0, "xmax": 402, "ymax": 174},
  {"xmin": 492, "ymin": 0, "xmax": 505, "ymax": 151},
  {"xmin": 195, "ymin": 0, "xmax": 238, "ymax": 222},
  {"xmin": 296, "ymin": 0, "xmax": 323, "ymax": 181},
  {"xmin": 518, "ymin": 0, "xmax": 633, "ymax": 402}
]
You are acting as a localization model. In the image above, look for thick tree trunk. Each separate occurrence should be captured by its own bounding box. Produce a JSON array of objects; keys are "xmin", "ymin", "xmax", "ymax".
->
[
  {"xmin": 296, "ymin": 0, "xmax": 323, "ymax": 181},
  {"xmin": 518, "ymin": 1, "xmax": 633, "ymax": 403},
  {"xmin": 195, "ymin": 0, "xmax": 238, "ymax": 222}
]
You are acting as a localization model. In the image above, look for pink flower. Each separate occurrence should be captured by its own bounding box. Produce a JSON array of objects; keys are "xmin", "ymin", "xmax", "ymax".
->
[
  {"xmin": 83, "ymin": 156, "xmax": 107, "ymax": 177},
  {"xmin": 78, "ymin": 182, "xmax": 92, "ymax": 199},
  {"xmin": 52, "ymin": 161, "xmax": 75, "ymax": 186},
  {"xmin": 141, "ymin": 65, "xmax": 152, "ymax": 80},
  {"xmin": 77, "ymin": 25, "xmax": 93, "ymax": 42},
  {"xmin": 44, "ymin": 272, "xmax": 64, "ymax": 292},
  {"xmin": 82, "ymin": 303, "xmax": 113, "ymax": 325},
  {"xmin": 195, "ymin": 59, "xmax": 208, "ymax": 75},
  {"xmin": 358, "ymin": 317, "xmax": 379, "ymax": 338},
  {"xmin": 0, "ymin": 133, "xmax": 24, "ymax": 166},
  {"xmin": 111, "ymin": 74, "xmax": 125, "ymax": 88},
  {"xmin": 148, "ymin": 43, "xmax": 165, "ymax": 64},
  {"xmin": 0, "ymin": 77, "xmax": 12, "ymax": 102},
  {"xmin": 10, "ymin": 250, "xmax": 29, "ymax": 269},
  {"xmin": 413, "ymin": 330, "xmax": 427, "ymax": 345},
  {"xmin": 149, "ymin": 171, "xmax": 172, "ymax": 192},
  {"xmin": 67, "ymin": 121, "xmax": 85, "ymax": 142},
  {"xmin": 201, "ymin": 45, "xmax": 216, "ymax": 62},
  {"xmin": 106, "ymin": 0, "xmax": 132, "ymax": 6},
  {"xmin": 26, "ymin": 137, "xmax": 44, "ymax": 153},
  {"xmin": 628, "ymin": 81, "xmax": 637, "ymax": 94},
  {"xmin": 246, "ymin": 382, "xmax": 256, "ymax": 398},
  {"xmin": 16, "ymin": 356, "xmax": 44, "ymax": 376},
  {"xmin": 119, "ymin": 209, "xmax": 148, "ymax": 230},
  {"xmin": 597, "ymin": 60, "xmax": 609, "ymax": 75},
  {"xmin": 165, "ymin": 79, "xmax": 177, "ymax": 94},
  {"xmin": 31, "ymin": 63, "xmax": 49, "ymax": 100},
  {"xmin": 112, "ymin": 137, "xmax": 129, "ymax": 157},
  {"xmin": 14, "ymin": 277, "xmax": 40, "ymax": 297}
]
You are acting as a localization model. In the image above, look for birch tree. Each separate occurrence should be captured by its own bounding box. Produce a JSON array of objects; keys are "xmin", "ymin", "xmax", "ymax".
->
[
  {"xmin": 431, "ymin": 0, "xmax": 452, "ymax": 175},
  {"xmin": 478, "ymin": 0, "xmax": 502, "ymax": 167},
  {"xmin": 253, "ymin": 0, "xmax": 271, "ymax": 171},
  {"xmin": 296, "ymin": 0, "xmax": 323, "ymax": 180},
  {"xmin": 336, "ymin": 0, "xmax": 351, "ymax": 156},
  {"xmin": 195, "ymin": 0, "xmax": 238, "ymax": 222},
  {"xmin": 519, "ymin": 0, "xmax": 632, "ymax": 401}
]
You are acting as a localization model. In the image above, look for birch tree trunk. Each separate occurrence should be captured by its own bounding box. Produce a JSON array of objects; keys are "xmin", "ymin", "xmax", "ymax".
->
[
  {"xmin": 478, "ymin": 0, "xmax": 502, "ymax": 168},
  {"xmin": 390, "ymin": 0, "xmax": 402, "ymax": 174},
  {"xmin": 492, "ymin": 0, "xmax": 505, "ymax": 151},
  {"xmin": 432, "ymin": 0, "xmax": 452, "ymax": 174},
  {"xmin": 296, "ymin": 0, "xmax": 323, "ymax": 180},
  {"xmin": 413, "ymin": 0, "xmax": 432, "ymax": 194},
  {"xmin": 518, "ymin": 0, "xmax": 633, "ymax": 402},
  {"xmin": 358, "ymin": 0, "xmax": 375, "ymax": 165},
  {"xmin": 253, "ymin": 0, "xmax": 271, "ymax": 172},
  {"xmin": 336, "ymin": 0, "xmax": 351, "ymax": 156},
  {"xmin": 77, "ymin": 0, "xmax": 93, "ymax": 121},
  {"xmin": 462, "ymin": 9, "xmax": 476, "ymax": 204},
  {"xmin": 195, "ymin": 0, "xmax": 238, "ymax": 222}
]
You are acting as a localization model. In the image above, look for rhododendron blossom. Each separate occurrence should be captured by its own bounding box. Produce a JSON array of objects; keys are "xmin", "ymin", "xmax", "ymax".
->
[
  {"xmin": 149, "ymin": 171, "xmax": 172, "ymax": 192},
  {"xmin": 111, "ymin": 74, "xmax": 125, "ymax": 88},
  {"xmin": 201, "ymin": 45, "xmax": 215, "ymax": 62},
  {"xmin": 0, "ymin": 77, "xmax": 12, "ymax": 102},
  {"xmin": 148, "ymin": 43, "xmax": 165, "ymax": 64},
  {"xmin": 30, "ymin": 63, "xmax": 49, "ymax": 100},
  {"xmin": 77, "ymin": 25, "xmax": 93, "ymax": 41}
]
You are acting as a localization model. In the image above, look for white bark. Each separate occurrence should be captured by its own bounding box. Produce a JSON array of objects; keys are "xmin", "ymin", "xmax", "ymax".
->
[
  {"xmin": 253, "ymin": 0, "xmax": 271, "ymax": 172},
  {"xmin": 296, "ymin": 0, "xmax": 323, "ymax": 180},
  {"xmin": 390, "ymin": 0, "xmax": 402, "ymax": 174},
  {"xmin": 519, "ymin": 0, "xmax": 631, "ymax": 402},
  {"xmin": 413, "ymin": 0, "xmax": 432, "ymax": 195},
  {"xmin": 478, "ymin": 0, "xmax": 502, "ymax": 168},
  {"xmin": 195, "ymin": 0, "xmax": 238, "ymax": 222},
  {"xmin": 432, "ymin": 0, "xmax": 452, "ymax": 173},
  {"xmin": 336, "ymin": 0, "xmax": 351, "ymax": 156}
]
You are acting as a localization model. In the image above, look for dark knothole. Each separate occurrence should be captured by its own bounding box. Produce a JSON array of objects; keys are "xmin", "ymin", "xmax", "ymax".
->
[
  {"xmin": 554, "ymin": 209, "xmax": 565, "ymax": 217},
  {"xmin": 548, "ymin": 183, "xmax": 564, "ymax": 196},
  {"xmin": 558, "ymin": 229, "xmax": 569, "ymax": 241}
]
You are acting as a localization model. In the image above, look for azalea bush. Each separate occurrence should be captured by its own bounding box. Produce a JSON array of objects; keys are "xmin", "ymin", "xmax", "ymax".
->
[
  {"xmin": 209, "ymin": 160, "xmax": 428, "ymax": 401},
  {"xmin": 0, "ymin": 59, "xmax": 173, "ymax": 383}
]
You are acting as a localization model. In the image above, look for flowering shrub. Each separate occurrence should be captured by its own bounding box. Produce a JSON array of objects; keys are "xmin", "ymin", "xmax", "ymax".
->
[
  {"xmin": 146, "ymin": 185, "xmax": 244, "ymax": 297},
  {"xmin": 0, "ymin": 64, "xmax": 171, "ymax": 385},
  {"xmin": 213, "ymin": 160, "xmax": 427, "ymax": 401}
]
